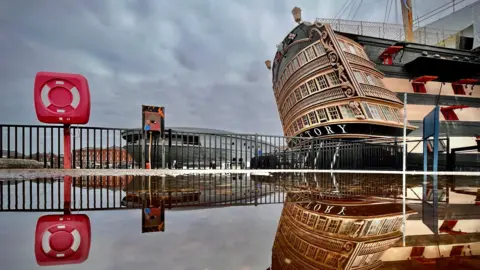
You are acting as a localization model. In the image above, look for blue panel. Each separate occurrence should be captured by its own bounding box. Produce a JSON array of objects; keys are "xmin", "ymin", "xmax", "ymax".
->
[
  {"xmin": 423, "ymin": 106, "xmax": 440, "ymax": 139},
  {"xmin": 422, "ymin": 105, "xmax": 440, "ymax": 235}
]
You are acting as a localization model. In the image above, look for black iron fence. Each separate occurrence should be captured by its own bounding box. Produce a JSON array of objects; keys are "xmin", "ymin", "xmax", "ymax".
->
[
  {"xmin": 0, "ymin": 172, "xmax": 406, "ymax": 212},
  {"xmin": 1, "ymin": 124, "xmax": 404, "ymax": 171}
]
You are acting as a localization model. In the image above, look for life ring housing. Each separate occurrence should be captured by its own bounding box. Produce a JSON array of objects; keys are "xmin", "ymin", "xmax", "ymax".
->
[{"xmin": 34, "ymin": 71, "xmax": 91, "ymax": 124}]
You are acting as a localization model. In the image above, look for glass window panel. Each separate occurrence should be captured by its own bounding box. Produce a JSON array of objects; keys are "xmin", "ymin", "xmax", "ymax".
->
[
  {"xmin": 307, "ymin": 80, "xmax": 318, "ymax": 93},
  {"xmin": 300, "ymin": 84, "xmax": 310, "ymax": 97},
  {"xmin": 354, "ymin": 71, "xmax": 365, "ymax": 84},
  {"xmin": 327, "ymin": 72, "xmax": 341, "ymax": 85},
  {"xmin": 308, "ymin": 112, "xmax": 318, "ymax": 124},
  {"xmin": 305, "ymin": 47, "xmax": 317, "ymax": 61},
  {"xmin": 367, "ymin": 104, "xmax": 384, "ymax": 120},
  {"xmin": 316, "ymin": 75, "xmax": 329, "ymax": 89},
  {"xmin": 316, "ymin": 108, "xmax": 329, "ymax": 122},
  {"xmin": 294, "ymin": 89, "xmax": 302, "ymax": 101},
  {"xmin": 339, "ymin": 105, "xmax": 356, "ymax": 119},
  {"xmin": 327, "ymin": 106, "xmax": 342, "ymax": 120},
  {"xmin": 302, "ymin": 115, "xmax": 310, "ymax": 126},
  {"xmin": 314, "ymin": 42, "xmax": 326, "ymax": 55}
]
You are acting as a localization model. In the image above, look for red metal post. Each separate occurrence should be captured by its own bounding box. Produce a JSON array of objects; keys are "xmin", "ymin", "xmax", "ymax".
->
[{"xmin": 63, "ymin": 124, "xmax": 72, "ymax": 214}]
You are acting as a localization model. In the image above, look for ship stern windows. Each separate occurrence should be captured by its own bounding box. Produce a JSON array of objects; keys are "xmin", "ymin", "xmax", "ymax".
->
[
  {"xmin": 316, "ymin": 108, "xmax": 329, "ymax": 123},
  {"xmin": 338, "ymin": 40, "xmax": 347, "ymax": 52},
  {"xmin": 308, "ymin": 111, "xmax": 319, "ymax": 124},
  {"xmin": 300, "ymin": 84, "xmax": 310, "ymax": 97},
  {"xmin": 306, "ymin": 80, "xmax": 318, "ymax": 93},
  {"xmin": 354, "ymin": 71, "xmax": 366, "ymax": 84},
  {"xmin": 297, "ymin": 51, "xmax": 307, "ymax": 66},
  {"xmin": 305, "ymin": 46, "xmax": 317, "ymax": 61},
  {"xmin": 348, "ymin": 44, "xmax": 357, "ymax": 55},
  {"xmin": 365, "ymin": 74, "xmax": 377, "ymax": 86},
  {"xmin": 363, "ymin": 103, "xmax": 385, "ymax": 121},
  {"xmin": 296, "ymin": 118, "xmax": 304, "ymax": 130},
  {"xmin": 316, "ymin": 75, "xmax": 329, "ymax": 90},
  {"xmin": 339, "ymin": 104, "xmax": 356, "ymax": 119},
  {"xmin": 314, "ymin": 42, "xmax": 326, "ymax": 56},
  {"xmin": 327, "ymin": 72, "xmax": 341, "ymax": 86},
  {"xmin": 327, "ymin": 106, "xmax": 342, "ymax": 120},
  {"xmin": 294, "ymin": 89, "xmax": 302, "ymax": 101},
  {"xmin": 302, "ymin": 115, "xmax": 310, "ymax": 127},
  {"xmin": 380, "ymin": 106, "xmax": 397, "ymax": 122}
]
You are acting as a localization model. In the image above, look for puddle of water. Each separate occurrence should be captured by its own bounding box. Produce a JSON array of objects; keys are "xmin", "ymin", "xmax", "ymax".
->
[{"xmin": 0, "ymin": 172, "xmax": 479, "ymax": 269}]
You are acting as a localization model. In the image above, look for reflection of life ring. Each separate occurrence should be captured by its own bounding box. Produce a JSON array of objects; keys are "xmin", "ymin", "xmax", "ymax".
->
[
  {"xmin": 40, "ymin": 80, "xmax": 80, "ymax": 114},
  {"xmin": 41, "ymin": 224, "xmax": 81, "ymax": 258}
]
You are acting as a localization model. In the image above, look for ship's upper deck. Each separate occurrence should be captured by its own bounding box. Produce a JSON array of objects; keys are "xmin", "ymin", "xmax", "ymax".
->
[{"xmin": 335, "ymin": 30, "xmax": 480, "ymax": 82}]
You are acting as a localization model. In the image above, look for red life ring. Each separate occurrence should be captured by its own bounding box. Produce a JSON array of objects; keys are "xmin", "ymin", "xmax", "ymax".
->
[
  {"xmin": 41, "ymin": 224, "xmax": 81, "ymax": 258},
  {"xmin": 40, "ymin": 79, "xmax": 81, "ymax": 114}
]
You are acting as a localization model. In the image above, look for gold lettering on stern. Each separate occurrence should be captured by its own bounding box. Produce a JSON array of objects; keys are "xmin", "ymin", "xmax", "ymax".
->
[
  {"xmin": 324, "ymin": 205, "xmax": 334, "ymax": 213},
  {"xmin": 337, "ymin": 206, "xmax": 346, "ymax": 215}
]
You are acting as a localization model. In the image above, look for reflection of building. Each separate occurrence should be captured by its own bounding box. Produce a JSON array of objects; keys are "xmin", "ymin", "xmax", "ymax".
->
[
  {"xmin": 270, "ymin": 192, "xmax": 416, "ymax": 269},
  {"xmin": 73, "ymin": 175, "xmax": 134, "ymax": 189},
  {"xmin": 73, "ymin": 147, "xmax": 133, "ymax": 168}
]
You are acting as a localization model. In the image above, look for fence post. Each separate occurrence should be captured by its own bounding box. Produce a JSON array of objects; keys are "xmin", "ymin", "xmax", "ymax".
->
[
  {"xmin": 161, "ymin": 136, "xmax": 165, "ymax": 169},
  {"xmin": 168, "ymin": 129, "xmax": 172, "ymax": 169},
  {"xmin": 141, "ymin": 130, "xmax": 146, "ymax": 169},
  {"xmin": 254, "ymin": 134, "xmax": 258, "ymax": 169}
]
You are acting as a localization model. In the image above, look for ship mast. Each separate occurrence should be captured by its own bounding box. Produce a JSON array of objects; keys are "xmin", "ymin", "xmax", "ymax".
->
[{"xmin": 400, "ymin": 0, "xmax": 414, "ymax": 42}]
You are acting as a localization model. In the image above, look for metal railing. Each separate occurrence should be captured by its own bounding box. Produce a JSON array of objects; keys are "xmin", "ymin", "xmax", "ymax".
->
[
  {"xmin": 1, "ymin": 124, "xmax": 403, "ymax": 171},
  {"xmin": 316, "ymin": 18, "xmax": 462, "ymax": 48}
]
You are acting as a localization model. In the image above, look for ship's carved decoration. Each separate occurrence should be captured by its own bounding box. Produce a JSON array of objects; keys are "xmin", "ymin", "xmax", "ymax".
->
[
  {"xmin": 310, "ymin": 26, "xmax": 357, "ymax": 99},
  {"xmin": 349, "ymin": 101, "xmax": 366, "ymax": 119},
  {"xmin": 342, "ymin": 241, "xmax": 354, "ymax": 253}
]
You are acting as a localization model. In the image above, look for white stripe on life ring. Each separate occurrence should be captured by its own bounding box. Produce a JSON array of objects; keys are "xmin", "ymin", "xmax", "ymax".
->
[
  {"xmin": 71, "ymin": 229, "xmax": 81, "ymax": 251},
  {"xmin": 40, "ymin": 85, "xmax": 51, "ymax": 107},
  {"xmin": 41, "ymin": 231, "xmax": 52, "ymax": 253},
  {"xmin": 70, "ymin": 87, "xmax": 80, "ymax": 109}
]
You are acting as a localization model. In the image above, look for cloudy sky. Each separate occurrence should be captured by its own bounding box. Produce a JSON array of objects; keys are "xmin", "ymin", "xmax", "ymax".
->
[{"xmin": 0, "ymin": 0, "xmax": 474, "ymax": 135}]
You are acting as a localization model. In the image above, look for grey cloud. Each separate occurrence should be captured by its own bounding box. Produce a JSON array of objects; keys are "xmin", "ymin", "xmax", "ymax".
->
[{"xmin": 0, "ymin": 0, "xmax": 462, "ymax": 134}]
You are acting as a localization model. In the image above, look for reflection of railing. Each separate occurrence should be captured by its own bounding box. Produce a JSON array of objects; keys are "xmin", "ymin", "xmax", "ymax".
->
[
  {"xmin": 0, "ymin": 173, "xmax": 406, "ymax": 212},
  {"xmin": 317, "ymin": 18, "xmax": 461, "ymax": 48}
]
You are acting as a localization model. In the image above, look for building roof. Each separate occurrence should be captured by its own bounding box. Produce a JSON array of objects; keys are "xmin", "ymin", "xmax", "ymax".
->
[{"xmin": 416, "ymin": 1, "xmax": 479, "ymax": 33}]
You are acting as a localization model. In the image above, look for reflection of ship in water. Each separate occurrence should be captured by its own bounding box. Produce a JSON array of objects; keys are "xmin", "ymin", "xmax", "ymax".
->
[{"xmin": 268, "ymin": 191, "xmax": 416, "ymax": 270}]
